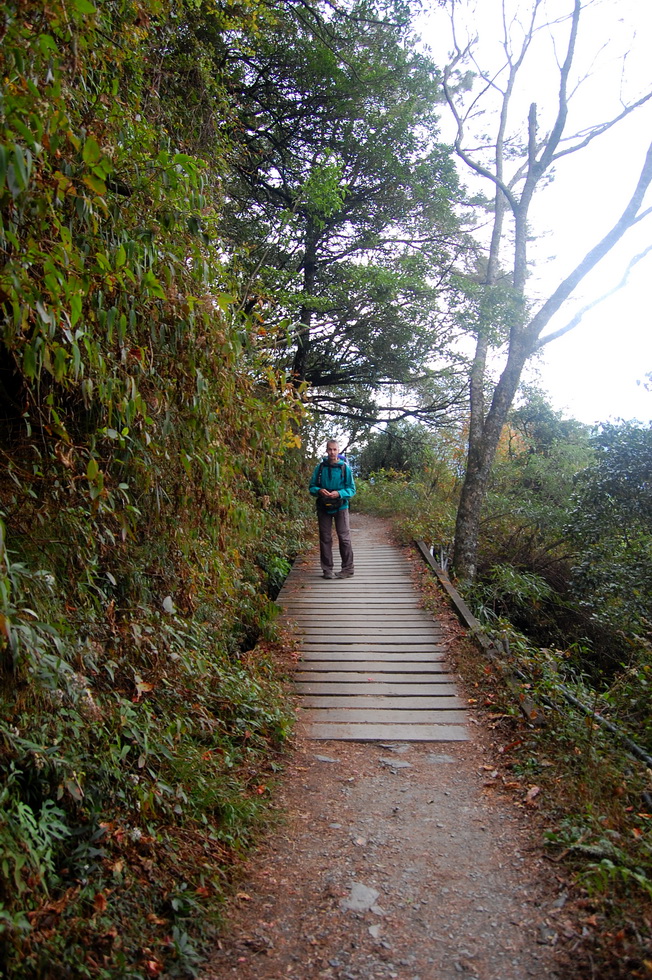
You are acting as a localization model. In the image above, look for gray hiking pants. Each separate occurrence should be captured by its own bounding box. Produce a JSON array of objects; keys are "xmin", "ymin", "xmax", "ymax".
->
[{"xmin": 318, "ymin": 507, "xmax": 354, "ymax": 574}]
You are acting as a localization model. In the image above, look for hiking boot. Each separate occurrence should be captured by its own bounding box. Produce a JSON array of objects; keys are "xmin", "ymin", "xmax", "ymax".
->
[
  {"xmin": 335, "ymin": 570, "xmax": 354, "ymax": 579},
  {"xmin": 322, "ymin": 571, "xmax": 335, "ymax": 579}
]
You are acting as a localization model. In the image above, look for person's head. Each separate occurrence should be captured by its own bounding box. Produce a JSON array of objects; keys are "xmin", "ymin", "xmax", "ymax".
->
[{"xmin": 326, "ymin": 439, "xmax": 339, "ymax": 463}]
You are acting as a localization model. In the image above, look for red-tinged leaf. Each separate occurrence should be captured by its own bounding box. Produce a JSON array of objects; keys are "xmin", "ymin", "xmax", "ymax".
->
[
  {"xmin": 94, "ymin": 892, "xmax": 108, "ymax": 913},
  {"xmin": 525, "ymin": 785, "xmax": 541, "ymax": 803},
  {"xmin": 499, "ymin": 739, "xmax": 523, "ymax": 754},
  {"xmin": 195, "ymin": 886, "xmax": 211, "ymax": 897},
  {"xmin": 0, "ymin": 613, "xmax": 11, "ymax": 642}
]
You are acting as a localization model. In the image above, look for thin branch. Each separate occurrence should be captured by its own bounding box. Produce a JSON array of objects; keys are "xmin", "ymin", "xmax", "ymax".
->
[
  {"xmin": 552, "ymin": 89, "xmax": 652, "ymax": 162},
  {"xmin": 536, "ymin": 241, "xmax": 652, "ymax": 348},
  {"xmin": 527, "ymin": 139, "xmax": 652, "ymax": 346}
]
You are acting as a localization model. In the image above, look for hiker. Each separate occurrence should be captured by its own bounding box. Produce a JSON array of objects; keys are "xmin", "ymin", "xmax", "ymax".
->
[{"xmin": 309, "ymin": 439, "xmax": 356, "ymax": 579}]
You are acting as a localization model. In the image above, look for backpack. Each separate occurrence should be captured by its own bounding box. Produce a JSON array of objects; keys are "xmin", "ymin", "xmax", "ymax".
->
[
  {"xmin": 316, "ymin": 459, "xmax": 346, "ymax": 487},
  {"xmin": 315, "ymin": 459, "xmax": 347, "ymax": 512}
]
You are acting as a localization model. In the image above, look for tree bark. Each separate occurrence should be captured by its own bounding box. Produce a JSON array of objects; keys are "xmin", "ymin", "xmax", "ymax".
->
[{"xmin": 291, "ymin": 224, "xmax": 317, "ymax": 383}]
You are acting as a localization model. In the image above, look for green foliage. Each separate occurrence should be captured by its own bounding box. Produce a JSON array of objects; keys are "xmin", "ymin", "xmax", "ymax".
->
[
  {"xmin": 465, "ymin": 565, "xmax": 555, "ymax": 623},
  {"xmin": 0, "ymin": 0, "xmax": 314, "ymax": 974},
  {"xmin": 357, "ymin": 422, "xmax": 438, "ymax": 478},
  {"xmin": 220, "ymin": 0, "xmax": 464, "ymax": 423},
  {"xmin": 565, "ymin": 421, "xmax": 652, "ymax": 639}
]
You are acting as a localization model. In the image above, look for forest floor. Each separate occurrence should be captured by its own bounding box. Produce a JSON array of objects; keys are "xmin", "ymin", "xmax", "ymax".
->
[{"xmin": 198, "ymin": 516, "xmax": 590, "ymax": 980}]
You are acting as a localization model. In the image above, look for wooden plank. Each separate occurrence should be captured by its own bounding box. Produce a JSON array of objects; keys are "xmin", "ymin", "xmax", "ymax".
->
[
  {"xmin": 293, "ymin": 681, "xmax": 458, "ymax": 695},
  {"xmin": 297, "ymin": 695, "xmax": 466, "ymax": 709},
  {"xmin": 285, "ymin": 597, "xmax": 430, "ymax": 605},
  {"xmin": 299, "ymin": 652, "xmax": 447, "ymax": 663},
  {"xmin": 299, "ymin": 640, "xmax": 447, "ymax": 649},
  {"xmin": 327, "ymin": 580, "xmax": 417, "ymax": 584},
  {"xmin": 298, "ymin": 708, "xmax": 469, "ymax": 724},
  {"xmin": 299, "ymin": 644, "xmax": 447, "ymax": 654},
  {"xmin": 294, "ymin": 627, "xmax": 442, "ymax": 636},
  {"xmin": 303, "ymin": 722, "xmax": 469, "ymax": 741},
  {"xmin": 294, "ymin": 669, "xmax": 450, "ymax": 683},
  {"xmin": 296, "ymin": 662, "xmax": 446, "ymax": 672},
  {"xmin": 295, "ymin": 663, "xmax": 450, "ymax": 676},
  {"xmin": 287, "ymin": 612, "xmax": 438, "ymax": 623}
]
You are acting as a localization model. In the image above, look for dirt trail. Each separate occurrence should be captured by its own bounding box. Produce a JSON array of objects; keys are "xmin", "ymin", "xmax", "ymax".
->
[{"xmin": 200, "ymin": 517, "xmax": 570, "ymax": 980}]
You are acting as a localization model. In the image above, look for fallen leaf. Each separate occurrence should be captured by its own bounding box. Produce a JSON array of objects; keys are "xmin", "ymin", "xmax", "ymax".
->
[
  {"xmin": 93, "ymin": 892, "xmax": 107, "ymax": 913},
  {"xmin": 499, "ymin": 739, "xmax": 523, "ymax": 754},
  {"xmin": 525, "ymin": 785, "xmax": 541, "ymax": 803},
  {"xmin": 236, "ymin": 892, "xmax": 251, "ymax": 902}
]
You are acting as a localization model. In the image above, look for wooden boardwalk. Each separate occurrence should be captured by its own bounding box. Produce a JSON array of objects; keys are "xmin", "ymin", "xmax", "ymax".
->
[{"xmin": 278, "ymin": 519, "xmax": 469, "ymax": 741}]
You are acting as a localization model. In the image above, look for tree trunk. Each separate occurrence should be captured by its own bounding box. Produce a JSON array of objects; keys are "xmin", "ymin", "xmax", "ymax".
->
[
  {"xmin": 291, "ymin": 224, "xmax": 317, "ymax": 383},
  {"xmin": 452, "ymin": 343, "xmax": 530, "ymax": 581}
]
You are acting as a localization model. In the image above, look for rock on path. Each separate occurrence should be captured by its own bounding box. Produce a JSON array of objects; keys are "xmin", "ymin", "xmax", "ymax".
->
[{"xmin": 201, "ymin": 739, "xmax": 567, "ymax": 980}]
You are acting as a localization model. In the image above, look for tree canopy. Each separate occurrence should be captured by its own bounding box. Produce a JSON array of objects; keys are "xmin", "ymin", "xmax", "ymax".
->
[{"xmin": 220, "ymin": 0, "xmax": 469, "ymax": 424}]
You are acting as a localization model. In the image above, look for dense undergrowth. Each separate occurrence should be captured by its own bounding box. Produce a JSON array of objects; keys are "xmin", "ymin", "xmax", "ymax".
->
[{"xmin": 0, "ymin": 1, "xmax": 315, "ymax": 975}]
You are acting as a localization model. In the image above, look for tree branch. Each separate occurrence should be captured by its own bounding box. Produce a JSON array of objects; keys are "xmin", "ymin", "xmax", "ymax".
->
[
  {"xmin": 526, "ymin": 139, "xmax": 652, "ymax": 347},
  {"xmin": 536, "ymin": 241, "xmax": 652, "ymax": 348}
]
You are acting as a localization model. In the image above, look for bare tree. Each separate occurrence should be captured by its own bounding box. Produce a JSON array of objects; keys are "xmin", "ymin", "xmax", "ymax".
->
[{"xmin": 441, "ymin": 0, "xmax": 652, "ymax": 581}]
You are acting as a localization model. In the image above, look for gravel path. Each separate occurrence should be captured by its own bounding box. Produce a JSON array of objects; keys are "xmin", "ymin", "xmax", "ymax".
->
[
  {"xmin": 200, "ymin": 517, "xmax": 571, "ymax": 980},
  {"xmin": 201, "ymin": 740, "xmax": 567, "ymax": 980}
]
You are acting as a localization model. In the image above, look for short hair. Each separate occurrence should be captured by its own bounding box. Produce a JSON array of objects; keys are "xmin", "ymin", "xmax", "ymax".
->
[{"xmin": 326, "ymin": 439, "xmax": 338, "ymax": 448}]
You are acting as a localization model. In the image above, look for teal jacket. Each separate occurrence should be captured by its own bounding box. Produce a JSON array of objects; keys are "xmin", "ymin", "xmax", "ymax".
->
[{"xmin": 309, "ymin": 457, "xmax": 356, "ymax": 513}]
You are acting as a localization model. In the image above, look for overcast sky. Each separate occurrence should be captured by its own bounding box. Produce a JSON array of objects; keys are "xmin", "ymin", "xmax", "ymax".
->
[{"xmin": 421, "ymin": 0, "xmax": 652, "ymax": 426}]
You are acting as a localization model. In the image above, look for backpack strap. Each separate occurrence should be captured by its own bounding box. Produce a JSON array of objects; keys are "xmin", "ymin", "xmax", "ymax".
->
[{"xmin": 317, "ymin": 461, "xmax": 345, "ymax": 486}]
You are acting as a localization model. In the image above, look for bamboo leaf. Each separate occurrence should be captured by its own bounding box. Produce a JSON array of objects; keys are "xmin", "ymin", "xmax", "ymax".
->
[{"xmin": 82, "ymin": 137, "xmax": 102, "ymax": 166}]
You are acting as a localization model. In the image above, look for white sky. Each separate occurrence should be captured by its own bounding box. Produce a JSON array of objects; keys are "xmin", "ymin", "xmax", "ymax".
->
[{"xmin": 419, "ymin": 0, "xmax": 652, "ymax": 425}]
